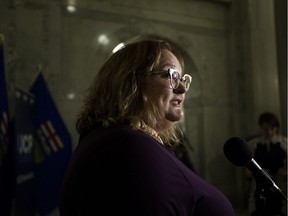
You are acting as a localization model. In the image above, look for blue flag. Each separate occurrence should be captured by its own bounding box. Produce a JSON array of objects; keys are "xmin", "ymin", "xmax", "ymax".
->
[
  {"xmin": 14, "ymin": 88, "xmax": 36, "ymax": 216},
  {"xmin": 0, "ymin": 35, "xmax": 12, "ymax": 216},
  {"xmin": 30, "ymin": 73, "xmax": 72, "ymax": 216},
  {"xmin": 0, "ymin": 37, "xmax": 9, "ymax": 176}
]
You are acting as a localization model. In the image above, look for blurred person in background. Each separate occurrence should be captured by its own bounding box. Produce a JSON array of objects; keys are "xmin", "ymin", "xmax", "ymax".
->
[{"xmin": 246, "ymin": 112, "xmax": 287, "ymax": 216}]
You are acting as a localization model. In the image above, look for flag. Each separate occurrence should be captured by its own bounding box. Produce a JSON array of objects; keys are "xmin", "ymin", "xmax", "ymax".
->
[
  {"xmin": 30, "ymin": 72, "xmax": 72, "ymax": 216},
  {"xmin": 0, "ymin": 35, "xmax": 12, "ymax": 216},
  {"xmin": 0, "ymin": 35, "xmax": 8, "ymax": 168},
  {"xmin": 0, "ymin": 36, "xmax": 9, "ymax": 179},
  {"xmin": 14, "ymin": 88, "xmax": 36, "ymax": 216}
]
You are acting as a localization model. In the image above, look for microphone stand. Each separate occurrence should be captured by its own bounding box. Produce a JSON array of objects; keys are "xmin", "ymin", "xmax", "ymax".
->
[
  {"xmin": 254, "ymin": 181, "xmax": 267, "ymax": 216},
  {"xmin": 253, "ymin": 177, "xmax": 287, "ymax": 216}
]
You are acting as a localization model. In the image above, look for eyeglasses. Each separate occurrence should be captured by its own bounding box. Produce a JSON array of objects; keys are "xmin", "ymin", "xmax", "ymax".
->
[{"xmin": 148, "ymin": 68, "xmax": 192, "ymax": 90}]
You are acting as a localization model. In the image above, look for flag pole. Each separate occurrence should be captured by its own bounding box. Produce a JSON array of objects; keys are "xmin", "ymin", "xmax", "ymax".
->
[
  {"xmin": 36, "ymin": 64, "xmax": 48, "ymax": 79},
  {"xmin": 37, "ymin": 64, "xmax": 42, "ymax": 73},
  {"xmin": 0, "ymin": 34, "xmax": 4, "ymax": 43}
]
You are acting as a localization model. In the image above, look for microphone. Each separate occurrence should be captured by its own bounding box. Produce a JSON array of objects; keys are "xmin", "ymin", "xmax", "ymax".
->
[{"xmin": 223, "ymin": 137, "xmax": 287, "ymax": 200}]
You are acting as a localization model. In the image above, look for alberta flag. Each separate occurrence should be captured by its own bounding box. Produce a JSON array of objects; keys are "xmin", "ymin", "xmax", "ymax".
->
[
  {"xmin": 0, "ymin": 35, "xmax": 12, "ymax": 216},
  {"xmin": 30, "ymin": 73, "xmax": 72, "ymax": 215}
]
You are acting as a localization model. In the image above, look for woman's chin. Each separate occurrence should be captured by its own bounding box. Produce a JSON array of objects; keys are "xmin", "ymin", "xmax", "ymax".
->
[{"xmin": 166, "ymin": 112, "xmax": 183, "ymax": 122}]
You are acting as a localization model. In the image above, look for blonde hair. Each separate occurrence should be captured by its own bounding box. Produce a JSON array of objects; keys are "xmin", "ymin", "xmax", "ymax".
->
[{"xmin": 76, "ymin": 37, "xmax": 184, "ymax": 145}]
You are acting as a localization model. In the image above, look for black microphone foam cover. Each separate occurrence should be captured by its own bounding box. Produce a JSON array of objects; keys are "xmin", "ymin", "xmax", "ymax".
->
[{"xmin": 223, "ymin": 137, "xmax": 253, "ymax": 166}]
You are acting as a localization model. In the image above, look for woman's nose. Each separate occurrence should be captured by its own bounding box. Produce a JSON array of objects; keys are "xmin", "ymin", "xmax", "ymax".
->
[{"xmin": 173, "ymin": 82, "xmax": 187, "ymax": 94}]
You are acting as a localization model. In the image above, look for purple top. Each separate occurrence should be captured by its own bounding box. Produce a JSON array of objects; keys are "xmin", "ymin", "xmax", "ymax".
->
[{"xmin": 59, "ymin": 125, "xmax": 236, "ymax": 216}]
